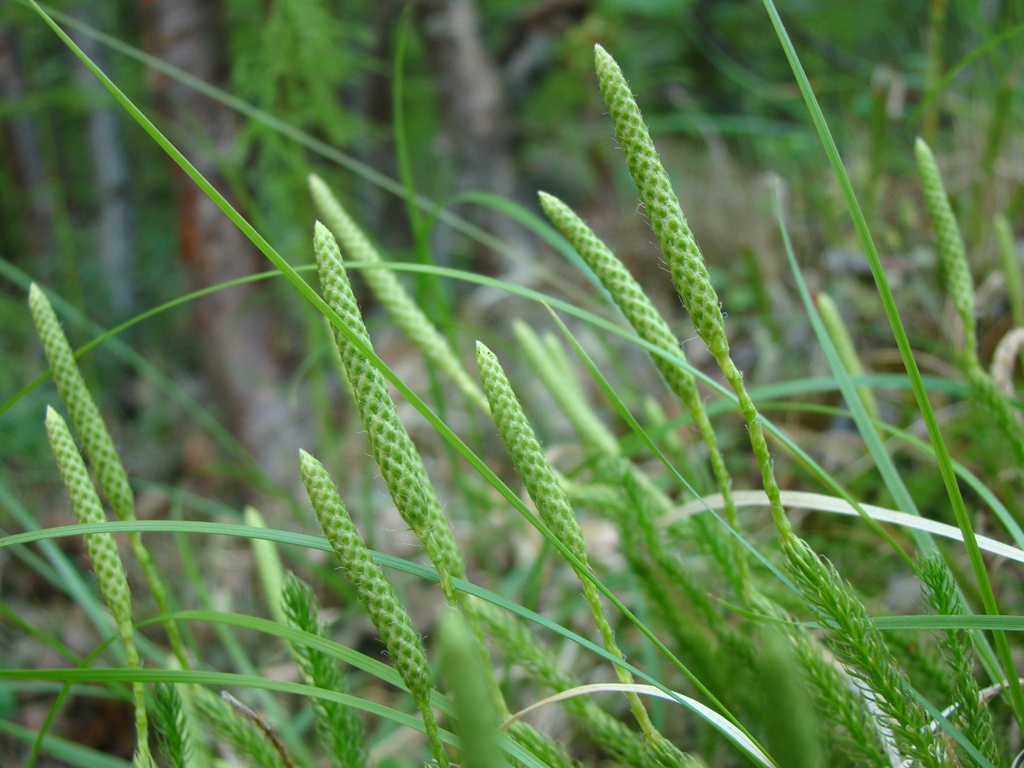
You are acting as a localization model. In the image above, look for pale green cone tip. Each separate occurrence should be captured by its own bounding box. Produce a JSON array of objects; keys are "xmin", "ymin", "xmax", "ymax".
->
[{"xmin": 914, "ymin": 137, "xmax": 976, "ymax": 359}]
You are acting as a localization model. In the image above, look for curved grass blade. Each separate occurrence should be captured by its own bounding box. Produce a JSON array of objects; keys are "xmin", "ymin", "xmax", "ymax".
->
[
  {"xmin": 672, "ymin": 489, "xmax": 1024, "ymax": 565},
  {"xmin": 0, "ymin": 718, "xmax": 129, "ymax": 768},
  {"xmin": 503, "ymin": 683, "xmax": 772, "ymax": 768}
]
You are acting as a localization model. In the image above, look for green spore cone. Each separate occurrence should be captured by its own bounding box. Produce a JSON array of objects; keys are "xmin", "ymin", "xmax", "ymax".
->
[
  {"xmin": 45, "ymin": 406, "xmax": 153, "ymax": 768},
  {"xmin": 300, "ymin": 449, "xmax": 448, "ymax": 767},
  {"xmin": 313, "ymin": 221, "xmax": 463, "ymax": 583},
  {"xmin": 593, "ymin": 45, "xmax": 728, "ymax": 361},
  {"xmin": 30, "ymin": 283, "xmax": 134, "ymax": 520},
  {"xmin": 538, "ymin": 190, "xmax": 746, "ymax": 575},
  {"xmin": 915, "ymin": 138, "xmax": 976, "ymax": 362}
]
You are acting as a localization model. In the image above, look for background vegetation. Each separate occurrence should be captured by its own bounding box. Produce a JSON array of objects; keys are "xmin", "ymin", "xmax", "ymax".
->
[{"xmin": 2, "ymin": 0, "xmax": 1023, "ymax": 766}]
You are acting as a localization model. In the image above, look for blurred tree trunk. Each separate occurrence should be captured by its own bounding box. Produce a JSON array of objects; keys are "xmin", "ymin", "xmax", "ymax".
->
[
  {"xmin": 414, "ymin": 0, "xmax": 527, "ymax": 268},
  {"xmin": 76, "ymin": 3, "xmax": 134, "ymax": 316},
  {"xmin": 136, "ymin": 0, "xmax": 306, "ymax": 490},
  {"xmin": 413, "ymin": 0, "xmax": 590, "ymax": 273},
  {"xmin": 0, "ymin": 27, "xmax": 53, "ymax": 261}
]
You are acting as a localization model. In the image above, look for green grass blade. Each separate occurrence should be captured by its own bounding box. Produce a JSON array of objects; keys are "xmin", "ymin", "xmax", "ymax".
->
[
  {"xmin": 761, "ymin": 0, "xmax": 1024, "ymax": 727},
  {"xmin": 451, "ymin": 190, "xmax": 602, "ymax": 293},
  {"xmin": 876, "ymin": 615, "xmax": 1024, "ymax": 632},
  {"xmin": 910, "ymin": 691, "xmax": 998, "ymax": 768},
  {"xmin": 772, "ymin": 185, "xmax": 921, "ymax": 559},
  {"xmin": 0, "ymin": 718, "xmax": 130, "ymax": 768}
]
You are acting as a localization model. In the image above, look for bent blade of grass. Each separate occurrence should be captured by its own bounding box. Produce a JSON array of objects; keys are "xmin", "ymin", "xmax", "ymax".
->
[
  {"xmin": 869, "ymin": 419, "xmax": 1024, "ymax": 549},
  {"xmin": 671, "ymin": 489, "xmax": 1024, "ymax": 566},
  {"xmin": 762, "ymin": 0, "xmax": 1024, "ymax": 727},
  {"xmin": 503, "ymin": 683, "xmax": 772, "ymax": 768},
  {"xmin": 689, "ymin": 394, "xmax": 1024, "ymax": 556}
]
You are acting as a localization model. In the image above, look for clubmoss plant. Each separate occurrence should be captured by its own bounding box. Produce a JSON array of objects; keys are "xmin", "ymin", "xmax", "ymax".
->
[
  {"xmin": 594, "ymin": 44, "xmax": 788, "ymax": 542},
  {"xmin": 29, "ymin": 283, "xmax": 187, "ymax": 667},
  {"xmin": 476, "ymin": 341, "xmax": 696, "ymax": 768},
  {"xmin": 281, "ymin": 572, "xmax": 366, "ymax": 768},
  {"xmin": 300, "ymin": 449, "xmax": 449, "ymax": 767},
  {"xmin": 916, "ymin": 138, "xmax": 1024, "ymax": 482},
  {"xmin": 14, "ymin": 5, "xmax": 1024, "ymax": 766},
  {"xmin": 537, "ymin": 192, "xmax": 741, "ymax": 543},
  {"xmin": 45, "ymin": 407, "xmax": 155, "ymax": 768},
  {"xmin": 595, "ymin": 42, "xmax": 952, "ymax": 766},
  {"xmin": 918, "ymin": 553, "xmax": 1000, "ymax": 766}
]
